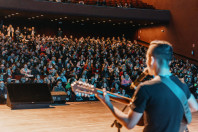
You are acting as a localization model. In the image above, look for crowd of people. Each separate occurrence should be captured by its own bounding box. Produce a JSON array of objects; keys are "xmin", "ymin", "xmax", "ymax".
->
[{"xmin": 0, "ymin": 24, "xmax": 197, "ymax": 103}]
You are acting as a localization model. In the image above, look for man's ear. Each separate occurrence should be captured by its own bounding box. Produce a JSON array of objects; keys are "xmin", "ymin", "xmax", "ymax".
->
[{"xmin": 151, "ymin": 56, "xmax": 155, "ymax": 66}]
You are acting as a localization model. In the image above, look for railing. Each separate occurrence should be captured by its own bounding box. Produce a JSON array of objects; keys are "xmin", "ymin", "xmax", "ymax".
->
[{"xmin": 39, "ymin": 0, "xmax": 155, "ymax": 9}]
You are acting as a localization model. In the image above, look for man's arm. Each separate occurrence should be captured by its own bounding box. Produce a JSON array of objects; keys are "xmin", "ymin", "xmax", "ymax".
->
[
  {"xmin": 96, "ymin": 88, "xmax": 143, "ymax": 129},
  {"xmin": 188, "ymin": 94, "xmax": 198, "ymax": 112}
]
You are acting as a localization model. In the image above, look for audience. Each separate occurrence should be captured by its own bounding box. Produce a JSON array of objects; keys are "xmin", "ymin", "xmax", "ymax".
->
[{"xmin": 0, "ymin": 24, "xmax": 197, "ymax": 103}]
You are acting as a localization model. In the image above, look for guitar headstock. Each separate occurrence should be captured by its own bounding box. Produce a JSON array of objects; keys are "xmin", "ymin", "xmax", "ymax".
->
[{"xmin": 71, "ymin": 81, "xmax": 97, "ymax": 97}]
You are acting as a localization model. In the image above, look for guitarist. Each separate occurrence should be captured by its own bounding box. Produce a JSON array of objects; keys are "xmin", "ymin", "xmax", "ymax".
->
[{"xmin": 96, "ymin": 40, "xmax": 198, "ymax": 132}]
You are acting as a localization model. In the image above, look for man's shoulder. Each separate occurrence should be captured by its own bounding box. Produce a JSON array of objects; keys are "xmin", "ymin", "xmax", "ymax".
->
[{"xmin": 139, "ymin": 78, "xmax": 162, "ymax": 88}]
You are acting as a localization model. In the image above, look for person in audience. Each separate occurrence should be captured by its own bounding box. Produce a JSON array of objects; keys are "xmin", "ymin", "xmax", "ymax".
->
[
  {"xmin": 52, "ymin": 81, "xmax": 66, "ymax": 92},
  {"xmin": 0, "ymin": 81, "xmax": 7, "ymax": 103},
  {"xmin": 20, "ymin": 64, "xmax": 31, "ymax": 76},
  {"xmin": 34, "ymin": 75, "xmax": 44, "ymax": 83},
  {"xmin": 57, "ymin": 72, "xmax": 67, "ymax": 84},
  {"xmin": 7, "ymin": 24, "xmax": 14, "ymax": 37}
]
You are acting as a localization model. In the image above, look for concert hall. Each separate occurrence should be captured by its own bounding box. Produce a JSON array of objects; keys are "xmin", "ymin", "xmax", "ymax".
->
[{"xmin": 0, "ymin": 0, "xmax": 197, "ymax": 132}]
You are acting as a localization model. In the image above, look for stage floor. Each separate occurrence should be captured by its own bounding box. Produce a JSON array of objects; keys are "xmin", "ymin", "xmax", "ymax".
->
[{"xmin": 0, "ymin": 101, "xmax": 197, "ymax": 132}]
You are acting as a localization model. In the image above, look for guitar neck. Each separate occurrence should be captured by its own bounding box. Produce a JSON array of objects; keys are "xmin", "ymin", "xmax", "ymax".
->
[{"xmin": 95, "ymin": 88, "xmax": 131, "ymax": 105}]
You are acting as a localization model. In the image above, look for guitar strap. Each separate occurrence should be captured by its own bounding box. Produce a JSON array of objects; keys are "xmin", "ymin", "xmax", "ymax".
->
[{"xmin": 157, "ymin": 76, "xmax": 192, "ymax": 124}]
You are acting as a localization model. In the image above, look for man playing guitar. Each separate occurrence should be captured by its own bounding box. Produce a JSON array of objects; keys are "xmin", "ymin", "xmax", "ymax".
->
[{"xmin": 96, "ymin": 40, "xmax": 198, "ymax": 132}]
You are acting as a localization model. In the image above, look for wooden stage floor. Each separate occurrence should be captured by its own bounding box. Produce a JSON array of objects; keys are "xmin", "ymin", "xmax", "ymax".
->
[{"xmin": 0, "ymin": 101, "xmax": 197, "ymax": 132}]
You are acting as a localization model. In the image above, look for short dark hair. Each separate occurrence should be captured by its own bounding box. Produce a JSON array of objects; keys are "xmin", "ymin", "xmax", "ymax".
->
[{"xmin": 147, "ymin": 40, "xmax": 173, "ymax": 63}]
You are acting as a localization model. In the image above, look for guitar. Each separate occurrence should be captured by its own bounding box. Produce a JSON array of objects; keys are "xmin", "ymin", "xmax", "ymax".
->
[
  {"xmin": 71, "ymin": 81, "xmax": 131, "ymax": 105},
  {"xmin": 71, "ymin": 81, "xmax": 144, "ymax": 126}
]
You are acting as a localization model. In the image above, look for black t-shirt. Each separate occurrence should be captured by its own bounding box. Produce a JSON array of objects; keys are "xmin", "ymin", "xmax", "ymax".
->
[{"xmin": 131, "ymin": 75, "xmax": 191, "ymax": 132}]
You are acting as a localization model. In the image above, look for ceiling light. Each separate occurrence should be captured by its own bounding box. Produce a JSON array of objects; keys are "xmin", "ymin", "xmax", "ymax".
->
[
  {"xmin": 36, "ymin": 16, "xmax": 39, "ymax": 18},
  {"xmin": 130, "ymin": 21, "xmax": 133, "ymax": 23},
  {"xmin": 98, "ymin": 22, "xmax": 100, "ymax": 23},
  {"xmin": 28, "ymin": 18, "xmax": 31, "ymax": 20},
  {"xmin": 15, "ymin": 13, "xmax": 19, "ymax": 15},
  {"xmin": 76, "ymin": 20, "xmax": 79, "ymax": 23},
  {"xmin": 32, "ymin": 17, "xmax": 35, "ymax": 19},
  {"xmin": 113, "ymin": 24, "xmax": 115, "ymax": 26},
  {"xmin": 86, "ymin": 18, "xmax": 89, "ymax": 20},
  {"xmin": 118, "ymin": 23, "xmax": 121, "ymax": 25},
  {"xmin": 144, "ymin": 23, "xmax": 147, "ymax": 26},
  {"xmin": 103, "ymin": 21, "xmax": 106, "ymax": 23},
  {"xmin": 81, "ymin": 20, "xmax": 84, "ymax": 22},
  {"xmin": 8, "ymin": 15, "xmax": 11, "ymax": 17},
  {"xmin": 93, "ymin": 23, "xmax": 95, "ymax": 24},
  {"xmin": 5, "ymin": 16, "xmax": 7, "ymax": 18},
  {"xmin": 11, "ymin": 14, "xmax": 15, "ymax": 16},
  {"xmin": 60, "ymin": 18, "xmax": 62, "ymax": 20},
  {"xmin": 64, "ymin": 17, "xmax": 67, "ymax": 18},
  {"xmin": 138, "ymin": 24, "xmax": 141, "ymax": 26},
  {"xmin": 151, "ymin": 22, "xmax": 154, "ymax": 24},
  {"xmin": 51, "ymin": 20, "xmax": 54, "ymax": 21},
  {"xmin": 109, "ymin": 20, "xmax": 111, "ymax": 22},
  {"xmin": 133, "ymin": 25, "xmax": 135, "ymax": 26},
  {"xmin": 124, "ymin": 22, "xmax": 127, "ymax": 24},
  {"xmin": 55, "ymin": 19, "xmax": 57, "ymax": 21},
  {"xmin": 41, "ymin": 15, "xmax": 44, "ymax": 17},
  {"xmin": 72, "ymin": 21, "xmax": 75, "ymax": 23}
]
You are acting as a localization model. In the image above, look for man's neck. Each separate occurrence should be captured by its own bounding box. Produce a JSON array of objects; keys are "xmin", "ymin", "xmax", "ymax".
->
[{"xmin": 155, "ymin": 67, "xmax": 172, "ymax": 77}]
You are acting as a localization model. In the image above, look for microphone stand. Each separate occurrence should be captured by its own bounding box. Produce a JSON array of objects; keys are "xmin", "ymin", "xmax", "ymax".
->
[{"xmin": 111, "ymin": 69, "xmax": 148, "ymax": 132}]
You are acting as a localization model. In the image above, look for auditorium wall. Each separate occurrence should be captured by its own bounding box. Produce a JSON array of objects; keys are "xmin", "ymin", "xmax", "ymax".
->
[{"xmin": 138, "ymin": 0, "xmax": 198, "ymax": 62}]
